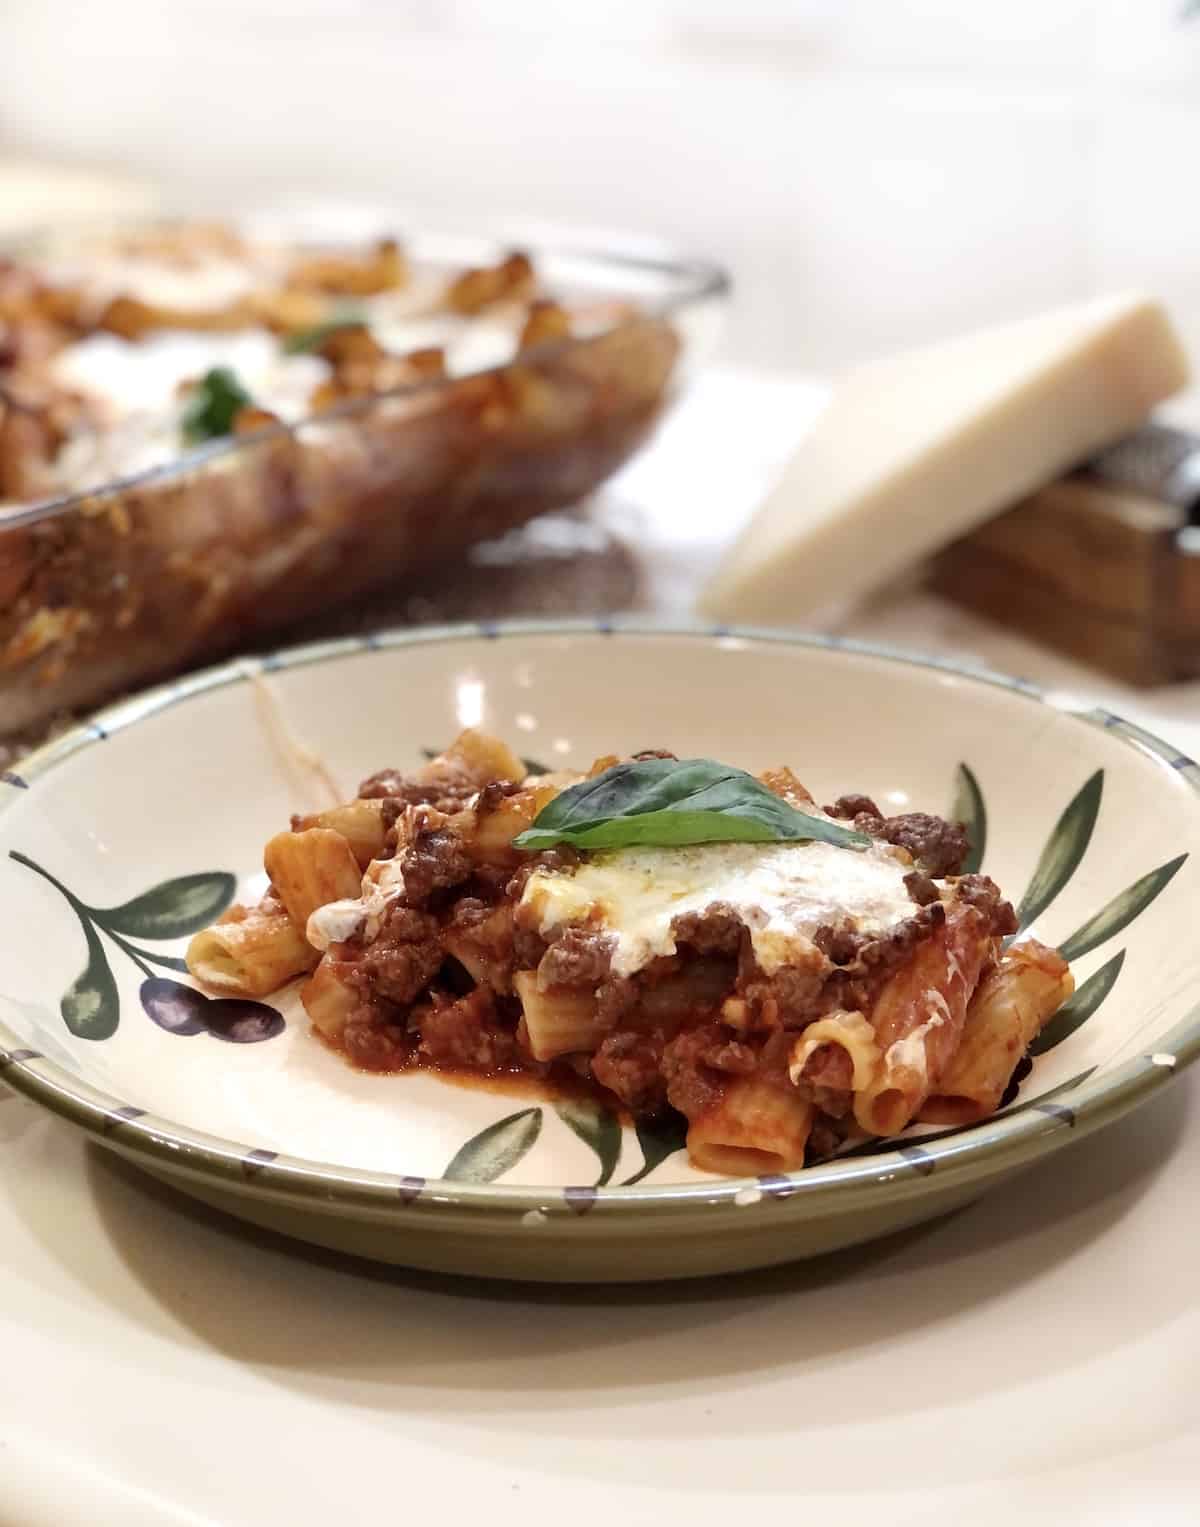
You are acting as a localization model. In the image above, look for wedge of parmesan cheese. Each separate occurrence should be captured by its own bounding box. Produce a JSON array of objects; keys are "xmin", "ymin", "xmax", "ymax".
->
[{"xmin": 700, "ymin": 293, "xmax": 1189, "ymax": 624}]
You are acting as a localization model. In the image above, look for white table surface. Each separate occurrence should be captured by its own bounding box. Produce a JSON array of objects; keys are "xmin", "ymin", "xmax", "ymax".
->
[{"xmin": 4, "ymin": 368, "xmax": 1200, "ymax": 1526}]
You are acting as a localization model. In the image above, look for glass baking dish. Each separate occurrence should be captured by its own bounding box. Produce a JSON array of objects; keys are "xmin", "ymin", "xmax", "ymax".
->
[{"xmin": 0, "ymin": 222, "xmax": 727, "ymax": 740}]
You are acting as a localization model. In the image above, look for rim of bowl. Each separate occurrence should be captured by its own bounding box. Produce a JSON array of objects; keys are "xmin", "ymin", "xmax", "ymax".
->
[{"xmin": 1, "ymin": 617, "xmax": 1196, "ymax": 1222}]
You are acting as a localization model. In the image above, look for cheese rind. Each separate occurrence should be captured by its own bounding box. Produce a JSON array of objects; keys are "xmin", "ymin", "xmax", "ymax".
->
[{"xmin": 700, "ymin": 294, "xmax": 1190, "ymax": 624}]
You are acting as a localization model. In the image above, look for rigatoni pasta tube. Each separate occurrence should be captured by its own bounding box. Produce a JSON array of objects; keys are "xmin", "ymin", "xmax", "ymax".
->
[
  {"xmin": 264, "ymin": 827, "xmax": 362, "ymax": 931},
  {"xmin": 434, "ymin": 728, "xmax": 526, "ymax": 787},
  {"xmin": 443, "ymin": 904, "xmax": 516, "ymax": 993},
  {"xmin": 688, "ymin": 1077, "xmax": 814, "ymax": 1176},
  {"xmin": 292, "ymin": 799, "xmax": 387, "ymax": 869},
  {"xmin": 187, "ymin": 902, "xmax": 318, "ymax": 996},
  {"xmin": 513, "ymin": 971, "xmax": 609, "ymax": 1060},
  {"xmin": 789, "ymin": 1010, "xmax": 880, "ymax": 1093},
  {"xmin": 469, "ymin": 784, "xmax": 560, "ymax": 866},
  {"xmin": 301, "ymin": 958, "xmax": 360, "ymax": 1045},
  {"xmin": 853, "ymin": 906, "xmax": 993, "ymax": 1137},
  {"xmin": 919, "ymin": 941, "xmax": 1073, "ymax": 1126}
]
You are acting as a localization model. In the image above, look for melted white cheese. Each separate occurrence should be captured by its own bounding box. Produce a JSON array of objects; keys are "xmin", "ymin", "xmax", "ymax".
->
[
  {"xmin": 31, "ymin": 240, "xmax": 533, "ymax": 490},
  {"xmin": 51, "ymin": 330, "xmax": 327, "ymax": 422},
  {"xmin": 41, "ymin": 250, "xmax": 264, "ymax": 320},
  {"xmin": 886, "ymin": 1028, "xmax": 931, "ymax": 1079},
  {"xmin": 521, "ymin": 838, "xmax": 917, "ymax": 978},
  {"xmin": 305, "ymin": 856, "xmax": 408, "ymax": 953},
  {"xmin": 884, "ymin": 989, "xmax": 953, "ymax": 1079},
  {"xmin": 46, "ymin": 316, "xmax": 524, "ymax": 489},
  {"xmin": 305, "ymin": 898, "xmax": 368, "ymax": 952},
  {"xmin": 47, "ymin": 330, "xmax": 329, "ymax": 487}
]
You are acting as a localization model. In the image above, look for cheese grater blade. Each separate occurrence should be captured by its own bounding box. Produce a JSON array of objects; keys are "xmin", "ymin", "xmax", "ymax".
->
[{"xmin": 1082, "ymin": 423, "xmax": 1200, "ymax": 520}]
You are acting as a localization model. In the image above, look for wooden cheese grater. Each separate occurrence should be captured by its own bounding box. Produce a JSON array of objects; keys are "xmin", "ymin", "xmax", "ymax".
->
[{"xmin": 929, "ymin": 424, "xmax": 1200, "ymax": 686}]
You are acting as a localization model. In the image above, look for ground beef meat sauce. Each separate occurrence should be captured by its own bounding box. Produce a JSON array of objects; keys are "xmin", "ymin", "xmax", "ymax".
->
[
  {"xmin": 397, "ymin": 823, "xmax": 473, "ymax": 906},
  {"xmin": 309, "ymin": 750, "xmax": 1023, "ymax": 1162},
  {"xmin": 669, "ymin": 903, "xmax": 745, "ymax": 957},
  {"xmin": 591, "ymin": 1031, "xmax": 668, "ymax": 1113},
  {"xmin": 825, "ymin": 793, "xmax": 972, "ymax": 879},
  {"xmin": 651, "ymin": 889, "xmax": 953, "ymax": 1137},
  {"xmin": 359, "ymin": 760, "xmax": 488, "ymax": 807},
  {"xmin": 904, "ymin": 870, "xmax": 941, "ymax": 907},
  {"xmin": 416, "ymin": 987, "xmax": 516, "ymax": 1071},
  {"xmin": 354, "ymin": 903, "xmax": 444, "ymax": 1005},
  {"xmin": 535, "ymin": 925, "xmax": 616, "ymax": 990},
  {"xmin": 877, "ymin": 813, "xmax": 971, "ymax": 878},
  {"xmin": 956, "ymin": 872, "xmax": 1020, "ymax": 937},
  {"xmin": 324, "ymin": 961, "xmax": 415, "ymax": 1072},
  {"xmin": 317, "ymin": 764, "xmax": 534, "ymax": 1081}
]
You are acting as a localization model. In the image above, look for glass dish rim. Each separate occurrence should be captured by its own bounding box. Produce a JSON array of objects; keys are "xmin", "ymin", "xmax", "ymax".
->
[{"xmin": 0, "ymin": 220, "xmax": 730, "ymax": 533}]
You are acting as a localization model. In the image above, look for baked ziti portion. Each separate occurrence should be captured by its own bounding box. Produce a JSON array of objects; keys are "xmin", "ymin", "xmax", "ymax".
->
[{"xmin": 187, "ymin": 730, "xmax": 1072, "ymax": 1177}]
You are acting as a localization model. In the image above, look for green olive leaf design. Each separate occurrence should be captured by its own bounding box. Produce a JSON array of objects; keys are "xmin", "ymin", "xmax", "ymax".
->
[
  {"xmin": 519, "ymin": 756, "xmax": 553, "ymax": 777},
  {"xmin": 1029, "ymin": 951, "xmax": 1126, "ymax": 1056},
  {"xmin": 1014, "ymin": 770, "xmax": 1104, "ymax": 934},
  {"xmin": 9, "ymin": 851, "xmax": 245, "ymax": 1039},
  {"xmin": 1056, "ymin": 855, "xmax": 1187, "ymax": 964},
  {"xmin": 135, "ymin": 950, "xmax": 192, "ymax": 974},
  {"xmin": 442, "ymin": 1106, "xmax": 543, "ymax": 1184},
  {"xmin": 60, "ymin": 918, "xmax": 119, "ymax": 1041},
  {"xmin": 620, "ymin": 1112, "xmax": 690, "ymax": 1186},
  {"xmin": 95, "ymin": 872, "xmax": 237, "ymax": 940},
  {"xmin": 951, "ymin": 762, "xmax": 987, "ymax": 874},
  {"xmin": 555, "ymin": 1099, "xmax": 622, "ymax": 1186}
]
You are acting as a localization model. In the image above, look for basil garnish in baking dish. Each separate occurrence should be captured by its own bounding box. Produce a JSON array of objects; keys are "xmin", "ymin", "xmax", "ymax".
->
[
  {"xmin": 512, "ymin": 758, "xmax": 872, "ymax": 852},
  {"xmin": 182, "ymin": 366, "xmax": 254, "ymax": 444},
  {"xmin": 281, "ymin": 310, "xmax": 367, "ymax": 354}
]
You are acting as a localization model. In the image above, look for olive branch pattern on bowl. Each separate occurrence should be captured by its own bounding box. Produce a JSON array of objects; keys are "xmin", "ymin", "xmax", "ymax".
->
[
  {"xmin": 8, "ymin": 853, "xmax": 284, "ymax": 1045},
  {"xmin": 10, "ymin": 754, "xmax": 1183, "ymax": 1186}
]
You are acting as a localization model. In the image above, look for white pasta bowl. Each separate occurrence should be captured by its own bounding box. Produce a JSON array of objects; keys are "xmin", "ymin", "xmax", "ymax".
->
[{"xmin": 1, "ymin": 622, "xmax": 1196, "ymax": 1282}]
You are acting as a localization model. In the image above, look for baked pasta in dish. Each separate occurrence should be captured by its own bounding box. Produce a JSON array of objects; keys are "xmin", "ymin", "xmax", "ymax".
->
[
  {"xmin": 0, "ymin": 223, "xmax": 686, "ymax": 733},
  {"xmin": 0, "ymin": 224, "xmax": 602, "ymax": 500},
  {"xmin": 187, "ymin": 730, "xmax": 1073, "ymax": 1176}
]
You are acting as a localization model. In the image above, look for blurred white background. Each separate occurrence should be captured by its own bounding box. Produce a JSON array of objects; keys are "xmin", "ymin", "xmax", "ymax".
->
[{"xmin": 2, "ymin": 0, "xmax": 1198, "ymax": 382}]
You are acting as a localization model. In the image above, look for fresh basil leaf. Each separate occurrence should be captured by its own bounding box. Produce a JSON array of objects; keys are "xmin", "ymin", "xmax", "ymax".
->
[
  {"xmin": 281, "ymin": 309, "xmax": 366, "ymax": 355},
  {"xmin": 182, "ymin": 367, "xmax": 254, "ymax": 444},
  {"xmin": 512, "ymin": 758, "xmax": 871, "ymax": 853}
]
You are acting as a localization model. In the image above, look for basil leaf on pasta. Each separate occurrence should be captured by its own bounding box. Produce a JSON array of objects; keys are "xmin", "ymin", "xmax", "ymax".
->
[{"xmin": 513, "ymin": 757, "xmax": 870, "ymax": 853}]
